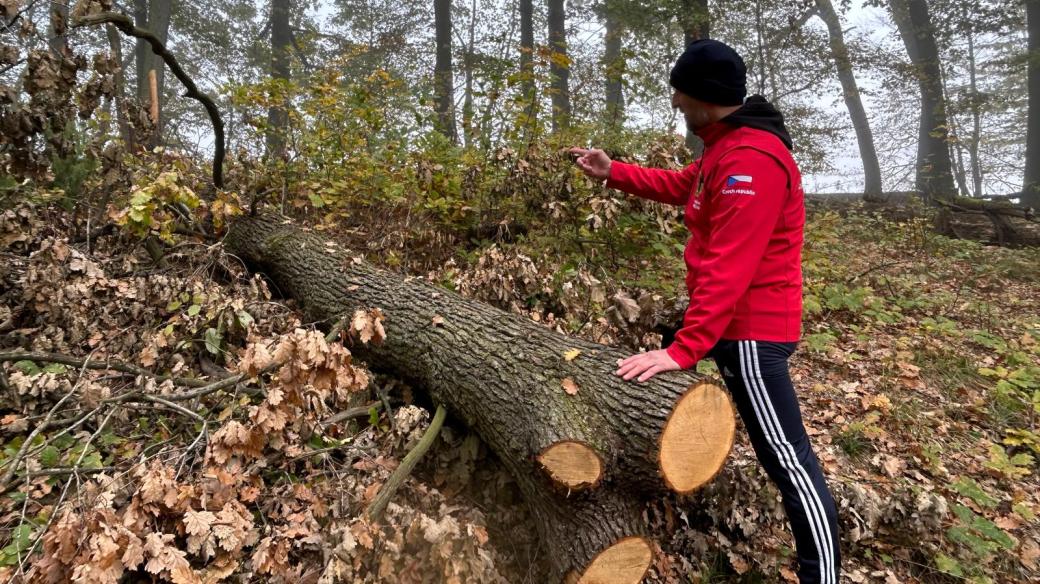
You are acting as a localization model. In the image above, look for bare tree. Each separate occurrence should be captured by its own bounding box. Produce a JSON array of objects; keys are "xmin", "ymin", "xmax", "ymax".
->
[
  {"xmin": 519, "ymin": 0, "xmax": 536, "ymax": 133},
  {"xmin": 1025, "ymin": 0, "xmax": 1040, "ymax": 207},
  {"xmin": 815, "ymin": 0, "xmax": 883, "ymax": 200},
  {"xmin": 106, "ymin": 24, "xmax": 131, "ymax": 145},
  {"xmin": 434, "ymin": 0, "xmax": 458, "ymax": 142},
  {"xmin": 603, "ymin": 1, "xmax": 624, "ymax": 129},
  {"xmin": 134, "ymin": 0, "xmax": 172, "ymax": 148},
  {"xmin": 461, "ymin": 0, "xmax": 478, "ymax": 147},
  {"xmin": 548, "ymin": 0, "xmax": 570, "ymax": 131},
  {"xmin": 266, "ymin": 0, "xmax": 291, "ymax": 160},
  {"xmin": 890, "ymin": 0, "xmax": 956, "ymax": 201}
]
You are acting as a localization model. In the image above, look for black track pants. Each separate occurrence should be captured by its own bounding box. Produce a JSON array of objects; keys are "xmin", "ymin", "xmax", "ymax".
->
[{"xmin": 709, "ymin": 339, "xmax": 841, "ymax": 584}]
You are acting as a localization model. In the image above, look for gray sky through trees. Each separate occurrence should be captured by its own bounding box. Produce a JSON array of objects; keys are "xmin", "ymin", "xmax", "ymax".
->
[{"xmin": 241, "ymin": 1, "xmax": 1025, "ymax": 195}]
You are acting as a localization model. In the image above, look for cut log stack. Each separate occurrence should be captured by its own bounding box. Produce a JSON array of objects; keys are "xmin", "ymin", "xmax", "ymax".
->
[{"xmin": 226, "ymin": 215, "xmax": 736, "ymax": 584}]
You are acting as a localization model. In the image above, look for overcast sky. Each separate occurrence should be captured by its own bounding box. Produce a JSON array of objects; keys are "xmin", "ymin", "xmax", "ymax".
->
[{"xmin": 801, "ymin": 0, "xmax": 889, "ymax": 193}]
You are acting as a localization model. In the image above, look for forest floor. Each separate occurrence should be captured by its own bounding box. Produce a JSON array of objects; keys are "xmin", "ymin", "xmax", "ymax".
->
[{"xmin": 0, "ymin": 197, "xmax": 1038, "ymax": 583}]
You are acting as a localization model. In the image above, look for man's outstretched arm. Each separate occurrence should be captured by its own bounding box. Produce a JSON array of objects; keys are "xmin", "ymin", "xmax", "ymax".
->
[{"xmin": 570, "ymin": 147, "xmax": 698, "ymax": 207}]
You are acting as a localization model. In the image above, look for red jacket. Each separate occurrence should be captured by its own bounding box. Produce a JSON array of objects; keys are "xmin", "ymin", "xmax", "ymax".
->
[{"xmin": 606, "ymin": 112, "xmax": 805, "ymax": 369}]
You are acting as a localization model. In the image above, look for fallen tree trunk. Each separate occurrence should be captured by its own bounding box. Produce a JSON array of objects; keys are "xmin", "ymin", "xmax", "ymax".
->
[
  {"xmin": 935, "ymin": 196, "xmax": 1038, "ymax": 246},
  {"xmin": 225, "ymin": 215, "xmax": 735, "ymax": 583}
]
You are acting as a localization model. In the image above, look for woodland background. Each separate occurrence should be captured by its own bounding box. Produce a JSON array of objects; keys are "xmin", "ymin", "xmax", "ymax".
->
[{"xmin": 1, "ymin": 0, "xmax": 1039, "ymax": 582}]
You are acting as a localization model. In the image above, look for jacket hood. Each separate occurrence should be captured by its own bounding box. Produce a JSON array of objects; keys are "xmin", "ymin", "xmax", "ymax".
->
[{"xmin": 721, "ymin": 95, "xmax": 793, "ymax": 150}]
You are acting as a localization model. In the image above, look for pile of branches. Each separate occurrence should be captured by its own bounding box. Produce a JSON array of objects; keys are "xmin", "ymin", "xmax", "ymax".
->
[{"xmin": 0, "ymin": 206, "xmax": 511, "ymax": 583}]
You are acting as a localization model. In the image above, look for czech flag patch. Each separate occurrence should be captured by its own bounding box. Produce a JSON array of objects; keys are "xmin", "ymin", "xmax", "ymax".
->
[{"xmin": 722, "ymin": 174, "xmax": 755, "ymax": 195}]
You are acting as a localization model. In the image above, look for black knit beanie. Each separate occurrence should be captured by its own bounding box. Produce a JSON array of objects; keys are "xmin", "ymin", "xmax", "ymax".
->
[{"xmin": 669, "ymin": 39, "xmax": 747, "ymax": 106}]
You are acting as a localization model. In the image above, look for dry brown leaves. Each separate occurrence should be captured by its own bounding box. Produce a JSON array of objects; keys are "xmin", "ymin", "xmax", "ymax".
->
[
  {"xmin": 436, "ymin": 245, "xmax": 670, "ymax": 350},
  {"xmin": 206, "ymin": 328, "xmax": 370, "ymax": 469},
  {"xmin": 2, "ymin": 204, "xmax": 518, "ymax": 584},
  {"xmin": 29, "ymin": 461, "xmax": 257, "ymax": 584}
]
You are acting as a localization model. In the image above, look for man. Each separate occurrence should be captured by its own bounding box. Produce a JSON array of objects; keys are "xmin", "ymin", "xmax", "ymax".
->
[{"xmin": 570, "ymin": 39, "xmax": 840, "ymax": 584}]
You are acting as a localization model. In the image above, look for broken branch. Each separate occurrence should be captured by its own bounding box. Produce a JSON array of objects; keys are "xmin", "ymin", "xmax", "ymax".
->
[
  {"xmin": 72, "ymin": 11, "xmax": 226, "ymax": 189},
  {"xmin": 366, "ymin": 404, "xmax": 446, "ymax": 522}
]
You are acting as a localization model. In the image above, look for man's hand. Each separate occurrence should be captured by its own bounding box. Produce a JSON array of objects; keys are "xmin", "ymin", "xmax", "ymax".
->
[
  {"xmin": 615, "ymin": 349, "xmax": 681, "ymax": 382},
  {"xmin": 568, "ymin": 147, "xmax": 612, "ymax": 181}
]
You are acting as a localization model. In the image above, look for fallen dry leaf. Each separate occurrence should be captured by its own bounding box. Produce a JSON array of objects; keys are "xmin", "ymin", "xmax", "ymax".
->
[
  {"xmin": 561, "ymin": 378, "xmax": 578, "ymax": 395},
  {"xmin": 1020, "ymin": 538, "xmax": 1039, "ymax": 570}
]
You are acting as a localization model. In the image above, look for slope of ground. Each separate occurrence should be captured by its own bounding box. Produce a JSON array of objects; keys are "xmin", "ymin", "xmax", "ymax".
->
[{"xmin": 0, "ymin": 197, "xmax": 1037, "ymax": 583}]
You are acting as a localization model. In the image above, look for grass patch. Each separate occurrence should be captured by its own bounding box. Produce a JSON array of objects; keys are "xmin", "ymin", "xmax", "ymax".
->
[
  {"xmin": 914, "ymin": 349, "xmax": 987, "ymax": 403},
  {"xmin": 836, "ymin": 422, "xmax": 875, "ymax": 459}
]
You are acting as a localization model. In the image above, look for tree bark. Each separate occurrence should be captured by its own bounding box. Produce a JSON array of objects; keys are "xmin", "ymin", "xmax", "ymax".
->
[
  {"xmin": 224, "ymin": 215, "xmax": 735, "ymax": 582},
  {"xmin": 266, "ymin": 0, "xmax": 291, "ymax": 160},
  {"xmin": 134, "ymin": 0, "xmax": 148, "ymax": 102},
  {"xmin": 814, "ymin": 0, "xmax": 883, "ymax": 201},
  {"xmin": 434, "ymin": 0, "xmax": 458, "ymax": 143},
  {"xmin": 1024, "ymin": 0, "xmax": 1040, "ymax": 207},
  {"xmin": 890, "ymin": 0, "xmax": 956, "ymax": 202},
  {"xmin": 603, "ymin": 2, "xmax": 624, "ymax": 129},
  {"xmin": 150, "ymin": 0, "xmax": 171, "ymax": 137},
  {"xmin": 548, "ymin": 0, "xmax": 570, "ymax": 131}
]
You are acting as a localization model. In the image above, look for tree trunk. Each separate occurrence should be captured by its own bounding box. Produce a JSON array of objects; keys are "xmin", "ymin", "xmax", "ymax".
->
[
  {"xmin": 519, "ymin": 0, "xmax": 536, "ymax": 135},
  {"xmin": 266, "ymin": 0, "xmax": 291, "ymax": 160},
  {"xmin": 131, "ymin": 0, "xmax": 148, "ymax": 150},
  {"xmin": 753, "ymin": 1, "xmax": 767, "ymax": 96},
  {"xmin": 134, "ymin": 0, "xmax": 148, "ymax": 103},
  {"xmin": 548, "ymin": 0, "xmax": 570, "ymax": 131},
  {"xmin": 814, "ymin": 0, "xmax": 883, "ymax": 201},
  {"xmin": 681, "ymin": 0, "xmax": 709, "ymax": 46},
  {"xmin": 150, "ymin": 0, "xmax": 171, "ymax": 138},
  {"xmin": 224, "ymin": 215, "xmax": 735, "ymax": 582},
  {"xmin": 950, "ymin": 115, "xmax": 971, "ymax": 197},
  {"xmin": 603, "ymin": 2, "xmax": 624, "ymax": 129},
  {"xmin": 106, "ymin": 24, "xmax": 131, "ymax": 146},
  {"xmin": 935, "ymin": 54, "xmax": 970, "ymax": 198},
  {"xmin": 47, "ymin": 0, "xmax": 70, "ymax": 59},
  {"xmin": 134, "ymin": 0, "xmax": 172, "ymax": 149},
  {"xmin": 461, "ymin": 0, "xmax": 477, "ymax": 147},
  {"xmin": 890, "ymin": 0, "xmax": 956, "ymax": 202},
  {"xmin": 434, "ymin": 0, "xmax": 458, "ymax": 143},
  {"xmin": 680, "ymin": 0, "xmax": 709, "ymax": 152},
  {"xmin": 966, "ymin": 21, "xmax": 983, "ymax": 198},
  {"xmin": 1024, "ymin": 0, "xmax": 1040, "ymax": 207}
]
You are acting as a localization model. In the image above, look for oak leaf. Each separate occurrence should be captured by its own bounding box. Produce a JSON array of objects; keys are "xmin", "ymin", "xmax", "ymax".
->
[
  {"xmin": 561, "ymin": 378, "xmax": 579, "ymax": 395},
  {"xmin": 351, "ymin": 308, "xmax": 386, "ymax": 345},
  {"xmin": 183, "ymin": 509, "xmax": 216, "ymax": 537}
]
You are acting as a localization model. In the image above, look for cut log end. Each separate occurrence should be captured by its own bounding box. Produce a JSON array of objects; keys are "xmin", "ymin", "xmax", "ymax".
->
[
  {"xmin": 537, "ymin": 440, "xmax": 603, "ymax": 490},
  {"xmin": 575, "ymin": 536, "xmax": 653, "ymax": 584},
  {"xmin": 658, "ymin": 382, "xmax": 735, "ymax": 494}
]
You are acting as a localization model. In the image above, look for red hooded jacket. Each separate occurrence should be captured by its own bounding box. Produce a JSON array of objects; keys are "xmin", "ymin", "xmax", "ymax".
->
[{"xmin": 606, "ymin": 97, "xmax": 805, "ymax": 369}]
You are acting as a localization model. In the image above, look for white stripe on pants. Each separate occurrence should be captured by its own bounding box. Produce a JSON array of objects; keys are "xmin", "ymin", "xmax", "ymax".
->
[{"xmin": 739, "ymin": 340, "xmax": 836, "ymax": 584}]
